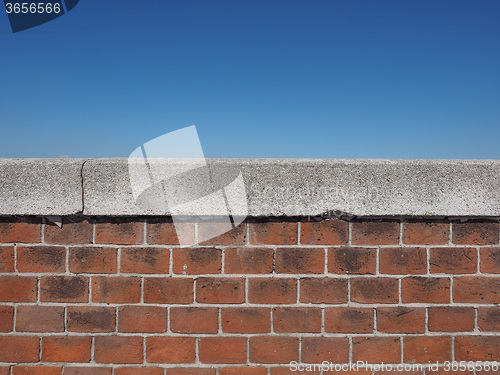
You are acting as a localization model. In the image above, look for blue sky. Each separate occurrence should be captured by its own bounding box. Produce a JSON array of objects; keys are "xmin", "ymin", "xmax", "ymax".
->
[{"xmin": 1, "ymin": 0, "xmax": 499, "ymax": 158}]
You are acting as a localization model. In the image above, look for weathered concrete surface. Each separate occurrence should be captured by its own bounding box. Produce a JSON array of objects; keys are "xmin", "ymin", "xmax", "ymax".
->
[{"xmin": 0, "ymin": 158, "xmax": 85, "ymax": 215}]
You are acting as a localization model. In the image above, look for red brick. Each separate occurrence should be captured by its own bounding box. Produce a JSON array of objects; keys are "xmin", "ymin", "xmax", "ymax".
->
[
  {"xmin": 352, "ymin": 337, "xmax": 400, "ymax": 363},
  {"xmin": 146, "ymin": 337, "xmax": 195, "ymax": 363},
  {"xmin": 168, "ymin": 369, "xmax": 215, "ymax": 375},
  {"xmin": 115, "ymin": 369, "xmax": 163, "ymax": 375},
  {"xmin": 45, "ymin": 219, "xmax": 93, "ymax": 244},
  {"xmin": 426, "ymin": 370, "xmax": 472, "ymax": 375},
  {"xmin": 325, "ymin": 307, "xmax": 373, "ymax": 333},
  {"xmin": 401, "ymin": 277, "xmax": 450, "ymax": 303},
  {"xmin": 480, "ymin": 247, "xmax": 500, "ymax": 273},
  {"xmin": 478, "ymin": 306, "xmax": 500, "ymax": 331},
  {"xmin": 455, "ymin": 336, "xmax": 500, "ymax": 361},
  {"xmin": 328, "ymin": 247, "xmax": 376, "ymax": 274},
  {"xmin": 275, "ymin": 247, "xmax": 324, "ymax": 274},
  {"xmin": 352, "ymin": 221, "xmax": 400, "ymax": 245},
  {"xmin": 351, "ymin": 278, "xmax": 398, "ymax": 303},
  {"xmin": 42, "ymin": 336, "xmax": 92, "ymax": 362},
  {"xmin": 225, "ymin": 247, "xmax": 273, "ymax": 274},
  {"xmin": 248, "ymin": 278, "xmax": 297, "ymax": 304},
  {"xmin": 404, "ymin": 336, "xmax": 451, "ymax": 362},
  {"xmin": 403, "ymin": 221, "xmax": 449, "ymax": 245},
  {"xmin": 92, "ymin": 276, "xmax": 141, "ymax": 303},
  {"xmin": 95, "ymin": 219, "xmax": 144, "ymax": 245},
  {"xmin": 0, "ymin": 336, "xmax": 39, "ymax": 362},
  {"xmin": 219, "ymin": 368, "xmax": 267, "ymax": 375},
  {"xmin": 0, "ymin": 367, "xmax": 8, "ymax": 375},
  {"xmin": 453, "ymin": 276, "xmax": 500, "ymax": 303},
  {"xmin": 222, "ymin": 307, "xmax": 270, "ymax": 333},
  {"xmin": 64, "ymin": 368, "xmax": 112, "ymax": 375},
  {"xmin": 452, "ymin": 222, "xmax": 499, "ymax": 245},
  {"xmin": 12, "ymin": 367, "xmax": 62, "ymax": 375},
  {"xmin": 0, "ymin": 218, "xmax": 41, "ymax": 243},
  {"xmin": 16, "ymin": 306, "xmax": 64, "ymax": 332},
  {"xmin": 68, "ymin": 247, "xmax": 117, "ymax": 274},
  {"xmin": 430, "ymin": 247, "xmax": 477, "ymax": 274},
  {"xmin": 428, "ymin": 307, "xmax": 475, "ymax": 332},
  {"xmin": 199, "ymin": 222, "xmax": 246, "ymax": 245},
  {"xmin": 121, "ymin": 247, "xmax": 170, "ymax": 274},
  {"xmin": 40, "ymin": 276, "xmax": 89, "ymax": 303},
  {"xmin": 270, "ymin": 368, "xmax": 321, "ymax": 375},
  {"xmin": 199, "ymin": 337, "xmax": 247, "ymax": 364},
  {"xmin": 249, "ymin": 337, "xmax": 299, "ymax": 363},
  {"xmin": 302, "ymin": 337, "xmax": 349, "ymax": 363},
  {"xmin": 94, "ymin": 336, "xmax": 143, "ymax": 364},
  {"xmin": 144, "ymin": 277, "xmax": 193, "ymax": 304},
  {"xmin": 299, "ymin": 277, "xmax": 347, "ymax": 303},
  {"xmin": 0, "ymin": 246, "xmax": 14, "ymax": 272},
  {"xmin": 379, "ymin": 247, "xmax": 426, "ymax": 274},
  {"xmin": 119, "ymin": 306, "xmax": 167, "ymax": 333},
  {"xmin": 170, "ymin": 307, "xmax": 218, "ymax": 333},
  {"xmin": 0, "ymin": 306, "xmax": 14, "ymax": 332},
  {"xmin": 376, "ymin": 371, "xmax": 423, "ymax": 375},
  {"xmin": 273, "ymin": 307, "xmax": 321, "ymax": 333},
  {"xmin": 300, "ymin": 220, "xmax": 348, "ymax": 245},
  {"xmin": 17, "ymin": 246, "xmax": 65, "ymax": 273},
  {"xmin": 173, "ymin": 247, "xmax": 221, "ymax": 274},
  {"xmin": 67, "ymin": 306, "xmax": 115, "ymax": 333},
  {"xmin": 0, "ymin": 276, "xmax": 37, "ymax": 302},
  {"xmin": 377, "ymin": 307, "xmax": 425, "ymax": 333},
  {"xmin": 146, "ymin": 219, "xmax": 195, "ymax": 245},
  {"xmin": 196, "ymin": 277, "xmax": 244, "ymax": 303},
  {"xmin": 249, "ymin": 222, "xmax": 298, "ymax": 245}
]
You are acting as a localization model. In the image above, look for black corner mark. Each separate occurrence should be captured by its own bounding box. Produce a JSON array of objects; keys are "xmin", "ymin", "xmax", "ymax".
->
[{"xmin": 4, "ymin": 0, "xmax": 80, "ymax": 33}]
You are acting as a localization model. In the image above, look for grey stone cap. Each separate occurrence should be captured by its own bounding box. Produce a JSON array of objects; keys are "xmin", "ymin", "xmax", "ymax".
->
[{"xmin": 0, "ymin": 158, "xmax": 499, "ymax": 217}]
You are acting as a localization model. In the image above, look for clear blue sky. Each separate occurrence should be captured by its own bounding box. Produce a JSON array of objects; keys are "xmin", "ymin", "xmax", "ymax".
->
[{"xmin": 1, "ymin": 0, "xmax": 499, "ymax": 158}]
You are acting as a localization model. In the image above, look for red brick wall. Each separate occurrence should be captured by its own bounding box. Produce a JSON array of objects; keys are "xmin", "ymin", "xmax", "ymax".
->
[{"xmin": 0, "ymin": 217, "xmax": 499, "ymax": 374}]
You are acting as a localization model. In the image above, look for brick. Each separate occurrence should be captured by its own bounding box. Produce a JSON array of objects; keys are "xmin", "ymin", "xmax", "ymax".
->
[
  {"xmin": 64, "ymin": 368, "xmax": 112, "ymax": 375},
  {"xmin": 45, "ymin": 219, "xmax": 93, "ymax": 244},
  {"xmin": 222, "ymin": 307, "xmax": 270, "ymax": 333},
  {"xmin": 480, "ymin": 247, "xmax": 500, "ymax": 273},
  {"xmin": 404, "ymin": 336, "xmax": 451, "ymax": 362},
  {"xmin": 0, "ymin": 246, "xmax": 14, "ymax": 272},
  {"xmin": 0, "ymin": 276, "xmax": 37, "ymax": 302},
  {"xmin": 16, "ymin": 306, "xmax": 64, "ymax": 332},
  {"xmin": 375, "ymin": 371, "xmax": 423, "ymax": 375},
  {"xmin": 248, "ymin": 278, "xmax": 297, "ymax": 304},
  {"xmin": 172, "ymin": 247, "xmax": 221, "ymax": 274},
  {"xmin": 121, "ymin": 247, "xmax": 170, "ymax": 274},
  {"xmin": 225, "ymin": 247, "xmax": 273, "ymax": 274},
  {"xmin": 402, "ymin": 221, "xmax": 449, "ymax": 245},
  {"xmin": 196, "ymin": 277, "xmax": 244, "ymax": 303},
  {"xmin": 95, "ymin": 219, "xmax": 144, "ymax": 245},
  {"xmin": 273, "ymin": 307, "xmax": 321, "ymax": 333},
  {"xmin": 67, "ymin": 306, "xmax": 115, "ymax": 332},
  {"xmin": 199, "ymin": 337, "xmax": 247, "ymax": 364},
  {"xmin": 17, "ymin": 246, "xmax": 65, "ymax": 273},
  {"xmin": 299, "ymin": 277, "xmax": 347, "ymax": 303},
  {"xmin": 219, "ymin": 368, "xmax": 267, "ymax": 375},
  {"xmin": 328, "ymin": 247, "xmax": 376, "ymax": 274},
  {"xmin": 401, "ymin": 277, "xmax": 450, "ymax": 303},
  {"xmin": 452, "ymin": 222, "xmax": 499, "ymax": 245},
  {"xmin": 300, "ymin": 220, "xmax": 348, "ymax": 245},
  {"xmin": 198, "ymin": 222, "xmax": 246, "ymax": 245},
  {"xmin": 0, "ymin": 306, "xmax": 14, "ymax": 332},
  {"xmin": 270, "ymin": 368, "xmax": 321, "ymax": 375},
  {"xmin": 171, "ymin": 307, "xmax": 218, "ymax": 333},
  {"xmin": 425, "ymin": 370, "xmax": 473, "ymax": 375},
  {"xmin": 249, "ymin": 222, "xmax": 298, "ymax": 245},
  {"xmin": 455, "ymin": 336, "xmax": 500, "ymax": 361},
  {"xmin": 12, "ymin": 367, "xmax": 62, "ymax": 375},
  {"xmin": 0, "ymin": 367, "xmax": 8, "ymax": 375},
  {"xmin": 428, "ymin": 307, "xmax": 475, "ymax": 332},
  {"xmin": 430, "ymin": 247, "xmax": 477, "ymax": 274},
  {"xmin": 115, "ymin": 369, "xmax": 164, "ymax": 375},
  {"xmin": 301, "ymin": 337, "xmax": 349, "ymax": 363},
  {"xmin": 351, "ymin": 221, "xmax": 400, "ymax": 245},
  {"xmin": 68, "ymin": 247, "xmax": 117, "ymax": 274},
  {"xmin": 0, "ymin": 336, "xmax": 39, "ymax": 362},
  {"xmin": 168, "ymin": 370, "xmax": 215, "ymax": 375},
  {"xmin": 453, "ymin": 276, "xmax": 500, "ymax": 303},
  {"xmin": 40, "ymin": 276, "xmax": 88, "ymax": 303},
  {"xmin": 92, "ymin": 276, "xmax": 141, "ymax": 303},
  {"xmin": 119, "ymin": 305, "xmax": 167, "ymax": 333},
  {"xmin": 376, "ymin": 307, "xmax": 425, "ymax": 333},
  {"xmin": 275, "ymin": 247, "xmax": 324, "ymax": 274},
  {"xmin": 42, "ymin": 336, "xmax": 92, "ymax": 362},
  {"xmin": 379, "ymin": 247, "xmax": 427, "ymax": 274},
  {"xmin": 351, "ymin": 277, "xmax": 398, "ymax": 303},
  {"xmin": 249, "ymin": 337, "xmax": 299, "ymax": 363},
  {"xmin": 146, "ymin": 218, "xmax": 195, "ymax": 245},
  {"xmin": 352, "ymin": 337, "xmax": 400, "ymax": 363},
  {"xmin": 325, "ymin": 307, "xmax": 373, "ymax": 333},
  {"xmin": 94, "ymin": 336, "xmax": 143, "ymax": 364},
  {"xmin": 478, "ymin": 306, "xmax": 500, "ymax": 331},
  {"xmin": 144, "ymin": 277, "xmax": 193, "ymax": 304},
  {"xmin": 0, "ymin": 218, "xmax": 41, "ymax": 243},
  {"xmin": 146, "ymin": 337, "xmax": 195, "ymax": 363}
]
